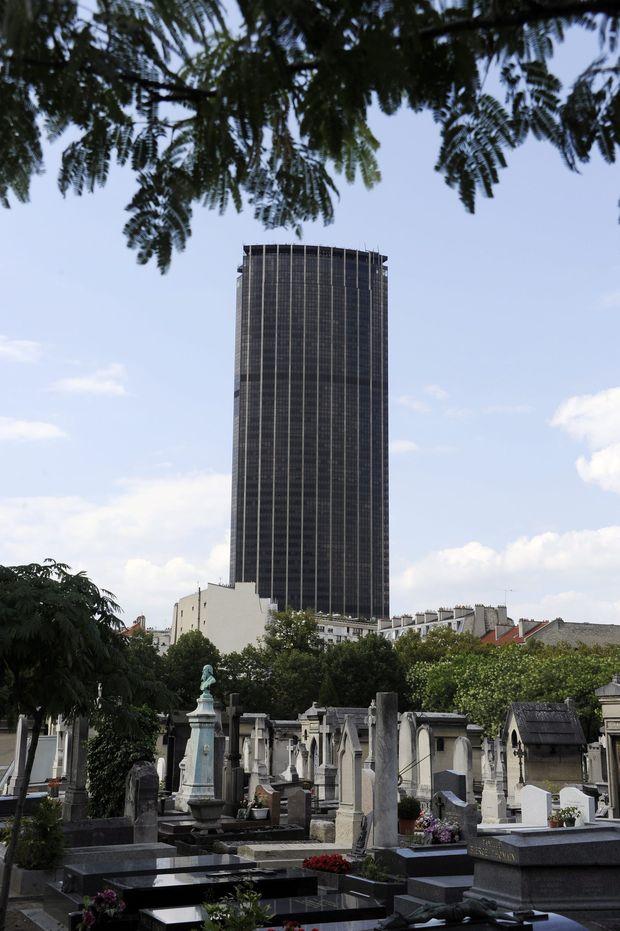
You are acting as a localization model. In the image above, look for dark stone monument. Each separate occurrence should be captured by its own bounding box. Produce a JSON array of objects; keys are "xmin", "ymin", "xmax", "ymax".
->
[
  {"xmin": 431, "ymin": 790, "xmax": 479, "ymax": 842},
  {"xmin": 223, "ymin": 693, "xmax": 244, "ymax": 815},
  {"xmin": 125, "ymin": 760, "xmax": 160, "ymax": 844},
  {"xmin": 434, "ymin": 770, "xmax": 467, "ymax": 802},
  {"xmin": 466, "ymin": 825, "xmax": 620, "ymax": 914},
  {"xmin": 287, "ymin": 786, "xmax": 312, "ymax": 833},
  {"xmin": 62, "ymin": 717, "xmax": 89, "ymax": 823}
]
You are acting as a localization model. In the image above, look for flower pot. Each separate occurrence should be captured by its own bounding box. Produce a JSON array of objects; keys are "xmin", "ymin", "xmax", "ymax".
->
[
  {"xmin": 563, "ymin": 818, "xmax": 576, "ymax": 827},
  {"xmin": 250, "ymin": 807, "xmax": 269, "ymax": 820},
  {"xmin": 398, "ymin": 818, "xmax": 418, "ymax": 834},
  {"xmin": 548, "ymin": 818, "xmax": 562, "ymax": 829}
]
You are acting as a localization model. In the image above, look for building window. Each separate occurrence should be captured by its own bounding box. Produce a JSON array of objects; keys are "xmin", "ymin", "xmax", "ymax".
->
[
  {"xmin": 511, "ymin": 730, "xmax": 518, "ymax": 749},
  {"xmin": 436, "ymin": 737, "xmax": 445, "ymax": 752}
]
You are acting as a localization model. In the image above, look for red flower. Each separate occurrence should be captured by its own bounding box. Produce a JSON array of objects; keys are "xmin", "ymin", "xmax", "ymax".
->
[{"xmin": 302, "ymin": 853, "xmax": 351, "ymax": 874}]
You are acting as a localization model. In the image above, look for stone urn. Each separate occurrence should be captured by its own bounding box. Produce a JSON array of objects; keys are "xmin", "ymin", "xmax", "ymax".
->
[{"xmin": 188, "ymin": 797, "xmax": 225, "ymax": 829}]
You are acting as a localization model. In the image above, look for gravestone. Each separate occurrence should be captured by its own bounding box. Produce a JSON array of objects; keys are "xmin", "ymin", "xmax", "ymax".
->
[
  {"xmin": 316, "ymin": 723, "xmax": 336, "ymax": 800},
  {"xmin": 431, "ymin": 790, "xmax": 478, "ymax": 842},
  {"xmin": 63, "ymin": 716, "xmax": 89, "ymax": 822},
  {"xmin": 416, "ymin": 724, "xmax": 433, "ymax": 804},
  {"xmin": 248, "ymin": 714, "xmax": 271, "ymax": 798},
  {"xmin": 365, "ymin": 700, "xmax": 377, "ymax": 768},
  {"xmin": 374, "ymin": 692, "xmax": 398, "ymax": 849},
  {"xmin": 287, "ymin": 786, "xmax": 312, "ymax": 833},
  {"xmin": 256, "ymin": 783, "xmax": 281, "ymax": 826},
  {"xmin": 434, "ymin": 769, "xmax": 466, "ymax": 802},
  {"xmin": 352, "ymin": 812, "xmax": 373, "ymax": 858},
  {"xmin": 481, "ymin": 737, "xmax": 507, "ymax": 824},
  {"xmin": 280, "ymin": 740, "xmax": 300, "ymax": 784},
  {"xmin": 520, "ymin": 784, "xmax": 552, "ymax": 826},
  {"xmin": 398, "ymin": 712, "xmax": 417, "ymax": 799},
  {"xmin": 467, "ymin": 826, "xmax": 620, "ymax": 913},
  {"xmin": 8, "ymin": 715, "xmax": 28, "ymax": 796},
  {"xmin": 125, "ymin": 761, "xmax": 159, "ymax": 844},
  {"xmin": 335, "ymin": 715, "xmax": 363, "ymax": 846},
  {"xmin": 452, "ymin": 735, "xmax": 474, "ymax": 803},
  {"xmin": 559, "ymin": 785, "xmax": 595, "ymax": 825}
]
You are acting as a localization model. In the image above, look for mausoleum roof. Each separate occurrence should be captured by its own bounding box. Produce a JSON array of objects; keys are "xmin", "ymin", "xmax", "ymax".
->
[{"xmin": 503, "ymin": 702, "xmax": 586, "ymax": 746}]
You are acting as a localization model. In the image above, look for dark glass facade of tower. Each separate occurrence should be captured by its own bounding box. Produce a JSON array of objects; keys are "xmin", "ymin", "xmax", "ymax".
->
[{"xmin": 230, "ymin": 244, "xmax": 389, "ymax": 619}]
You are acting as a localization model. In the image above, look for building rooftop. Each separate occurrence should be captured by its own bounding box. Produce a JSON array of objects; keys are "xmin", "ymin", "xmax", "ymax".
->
[{"xmin": 504, "ymin": 701, "xmax": 586, "ymax": 746}]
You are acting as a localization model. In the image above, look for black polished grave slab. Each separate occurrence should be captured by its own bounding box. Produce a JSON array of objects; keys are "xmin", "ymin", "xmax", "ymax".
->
[
  {"xmin": 109, "ymin": 868, "xmax": 318, "ymax": 911},
  {"xmin": 139, "ymin": 893, "xmax": 386, "ymax": 931},
  {"xmin": 64, "ymin": 854, "xmax": 256, "ymax": 895}
]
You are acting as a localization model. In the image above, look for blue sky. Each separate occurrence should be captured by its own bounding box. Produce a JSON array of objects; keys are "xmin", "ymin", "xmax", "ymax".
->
[{"xmin": 1, "ymin": 50, "xmax": 618, "ymax": 629}]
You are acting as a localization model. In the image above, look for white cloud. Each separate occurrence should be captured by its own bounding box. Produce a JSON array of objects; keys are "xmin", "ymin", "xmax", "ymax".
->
[
  {"xmin": 0, "ymin": 335, "xmax": 43, "ymax": 363},
  {"xmin": 397, "ymin": 396, "xmax": 431, "ymax": 414},
  {"xmin": 0, "ymin": 417, "xmax": 66, "ymax": 441},
  {"xmin": 0, "ymin": 471, "xmax": 231, "ymax": 622},
  {"xmin": 551, "ymin": 387, "xmax": 620, "ymax": 449},
  {"xmin": 390, "ymin": 439, "xmax": 420, "ymax": 455},
  {"xmin": 484, "ymin": 404, "xmax": 533, "ymax": 415},
  {"xmin": 424, "ymin": 384, "xmax": 449, "ymax": 401},
  {"xmin": 51, "ymin": 363, "xmax": 127, "ymax": 397},
  {"xmin": 392, "ymin": 525, "xmax": 620, "ymax": 623},
  {"xmin": 552, "ymin": 387, "xmax": 620, "ymax": 495},
  {"xmin": 601, "ymin": 290, "xmax": 620, "ymax": 309}
]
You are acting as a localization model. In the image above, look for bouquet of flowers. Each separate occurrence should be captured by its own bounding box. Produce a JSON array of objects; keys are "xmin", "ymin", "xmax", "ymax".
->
[
  {"xmin": 414, "ymin": 812, "xmax": 460, "ymax": 844},
  {"xmin": 78, "ymin": 889, "xmax": 126, "ymax": 930},
  {"xmin": 302, "ymin": 853, "xmax": 351, "ymax": 874}
]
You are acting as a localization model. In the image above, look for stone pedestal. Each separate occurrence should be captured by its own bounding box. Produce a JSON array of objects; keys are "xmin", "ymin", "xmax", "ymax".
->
[{"xmin": 176, "ymin": 685, "xmax": 218, "ymax": 813}]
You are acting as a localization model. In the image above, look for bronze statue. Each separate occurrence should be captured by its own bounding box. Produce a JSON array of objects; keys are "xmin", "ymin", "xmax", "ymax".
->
[
  {"xmin": 378, "ymin": 898, "xmax": 526, "ymax": 927},
  {"xmin": 200, "ymin": 663, "xmax": 216, "ymax": 698}
]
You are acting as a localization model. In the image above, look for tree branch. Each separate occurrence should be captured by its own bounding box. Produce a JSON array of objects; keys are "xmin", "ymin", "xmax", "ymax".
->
[{"xmin": 418, "ymin": 0, "xmax": 619, "ymax": 40}]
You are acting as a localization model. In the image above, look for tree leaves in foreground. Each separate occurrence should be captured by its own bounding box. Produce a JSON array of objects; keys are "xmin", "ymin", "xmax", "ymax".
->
[{"xmin": 0, "ymin": 0, "xmax": 618, "ymax": 271}]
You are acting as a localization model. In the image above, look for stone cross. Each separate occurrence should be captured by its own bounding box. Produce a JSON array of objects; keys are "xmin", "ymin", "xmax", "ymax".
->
[
  {"xmin": 224, "ymin": 692, "xmax": 244, "ymax": 812},
  {"xmin": 513, "ymin": 740, "xmax": 526, "ymax": 785}
]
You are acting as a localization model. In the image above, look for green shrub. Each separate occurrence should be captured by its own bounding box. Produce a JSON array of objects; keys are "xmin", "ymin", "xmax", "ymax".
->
[
  {"xmin": 87, "ymin": 706, "xmax": 160, "ymax": 817},
  {"xmin": 0, "ymin": 797, "xmax": 65, "ymax": 870},
  {"xmin": 358, "ymin": 855, "xmax": 390, "ymax": 882},
  {"xmin": 398, "ymin": 795, "xmax": 421, "ymax": 820}
]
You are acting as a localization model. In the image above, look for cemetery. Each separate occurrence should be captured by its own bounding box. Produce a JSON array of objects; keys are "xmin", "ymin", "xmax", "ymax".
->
[{"xmin": 2, "ymin": 663, "xmax": 620, "ymax": 931}]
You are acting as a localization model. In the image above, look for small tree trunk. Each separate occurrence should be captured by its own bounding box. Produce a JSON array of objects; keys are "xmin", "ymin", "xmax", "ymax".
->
[{"xmin": 0, "ymin": 707, "xmax": 44, "ymax": 931}]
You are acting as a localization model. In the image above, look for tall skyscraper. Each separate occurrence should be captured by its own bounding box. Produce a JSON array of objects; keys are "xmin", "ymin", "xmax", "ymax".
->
[{"xmin": 230, "ymin": 244, "xmax": 389, "ymax": 619}]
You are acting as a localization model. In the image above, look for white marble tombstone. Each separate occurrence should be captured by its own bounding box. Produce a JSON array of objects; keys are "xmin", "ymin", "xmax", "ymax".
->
[
  {"xmin": 559, "ymin": 785, "xmax": 596, "ymax": 825},
  {"xmin": 453, "ymin": 735, "xmax": 475, "ymax": 803},
  {"xmin": 520, "ymin": 784, "xmax": 552, "ymax": 826},
  {"xmin": 398, "ymin": 712, "xmax": 417, "ymax": 799},
  {"xmin": 335, "ymin": 715, "xmax": 363, "ymax": 846},
  {"xmin": 416, "ymin": 725, "xmax": 433, "ymax": 804},
  {"xmin": 248, "ymin": 714, "xmax": 271, "ymax": 798}
]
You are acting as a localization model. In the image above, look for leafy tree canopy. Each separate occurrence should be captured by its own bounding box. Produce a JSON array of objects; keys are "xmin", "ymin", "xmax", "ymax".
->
[
  {"xmin": 320, "ymin": 633, "xmax": 409, "ymax": 708},
  {"xmin": 405, "ymin": 639, "xmax": 620, "ymax": 738},
  {"xmin": 124, "ymin": 629, "xmax": 176, "ymax": 711},
  {"xmin": 262, "ymin": 608, "xmax": 323, "ymax": 654},
  {"xmin": 162, "ymin": 628, "xmax": 222, "ymax": 709},
  {"xmin": 1, "ymin": 0, "xmax": 617, "ymax": 271}
]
